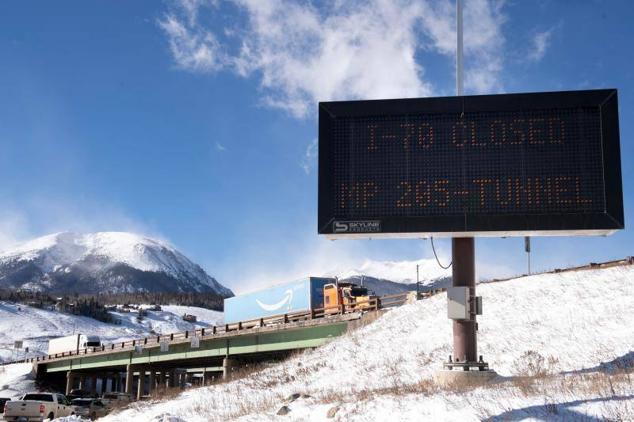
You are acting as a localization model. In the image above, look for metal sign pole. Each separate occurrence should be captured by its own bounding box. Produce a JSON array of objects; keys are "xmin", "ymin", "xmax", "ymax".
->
[
  {"xmin": 445, "ymin": 0, "xmax": 488, "ymax": 373},
  {"xmin": 456, "ymin": 0, "xmax": 464, "ymax": 97},
  {"xmin": 525, "ymin": 237, "xmax": 531, "ymax": 275},
  {"xmin": 452, "ymin": 0, "xmax": 478, "ymax": 364},
  {"xmin": 416, "ymin": 264, "xmax": 420, "ymax": 298}
]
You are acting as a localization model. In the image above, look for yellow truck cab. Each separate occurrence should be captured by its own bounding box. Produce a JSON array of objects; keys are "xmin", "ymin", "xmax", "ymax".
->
[{"xmin": 323, "ymin": 282, "xmax": 378, "ymax": 315}]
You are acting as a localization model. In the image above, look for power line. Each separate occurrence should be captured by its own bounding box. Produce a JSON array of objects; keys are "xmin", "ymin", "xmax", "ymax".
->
[{"xmin": 431, "ymin": 237, "xmax": 452, "ymax": 269}]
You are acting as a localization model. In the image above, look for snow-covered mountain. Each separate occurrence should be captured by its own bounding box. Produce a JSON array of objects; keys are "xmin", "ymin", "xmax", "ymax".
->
[
  {"xmin": 337, "ymin": 258, "xmax": 452, "ymax": 295},
  {"xmin": 0, "ymin": 232, "xmax": 233, "ymax": 296}
]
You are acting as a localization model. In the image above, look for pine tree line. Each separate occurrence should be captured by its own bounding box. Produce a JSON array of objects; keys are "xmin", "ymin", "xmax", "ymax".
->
[{"xmin": 0, "ymin": 289, "xmax": 225, "ymax": 322}]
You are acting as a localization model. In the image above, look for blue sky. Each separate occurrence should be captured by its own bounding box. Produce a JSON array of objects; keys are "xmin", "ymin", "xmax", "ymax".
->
[{"xmin": 0, "ymin": 0, "xmax": 632, "ymax": 292}]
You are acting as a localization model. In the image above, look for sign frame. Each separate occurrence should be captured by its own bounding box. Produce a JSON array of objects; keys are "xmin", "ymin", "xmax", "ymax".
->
[{"xmin": 318, "ymin": 89, "xmax": 623, "ymax": 239}]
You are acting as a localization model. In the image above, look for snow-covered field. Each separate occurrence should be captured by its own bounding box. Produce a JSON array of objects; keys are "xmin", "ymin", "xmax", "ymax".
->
[
  {"xmin": 113, "ymin": 305, "xmax": 223, "ymax": 336},
  {"xmin": 0, "ymin": 303, "xmax": 224, "ymax": 364},
  {"xmin": 97, "ymin": 264, "xmax": 634, "ymax": 421}
]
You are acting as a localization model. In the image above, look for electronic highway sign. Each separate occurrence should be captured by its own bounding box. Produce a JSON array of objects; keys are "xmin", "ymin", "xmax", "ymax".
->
[{"xmin": 318, "ymin": 89, "xmax": 623, "ymax": 238}]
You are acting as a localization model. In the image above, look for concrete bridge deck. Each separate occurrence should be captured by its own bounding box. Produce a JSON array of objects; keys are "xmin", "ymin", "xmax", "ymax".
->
[{"xmin": 35, "ymin": 312, "xmax": 365, "ymax": 399}]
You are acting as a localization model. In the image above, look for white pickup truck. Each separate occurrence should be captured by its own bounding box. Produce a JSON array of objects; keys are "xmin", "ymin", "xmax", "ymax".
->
[{"xmin": 3, "ymin": 392, "xmax": 75, "ymax": 421}]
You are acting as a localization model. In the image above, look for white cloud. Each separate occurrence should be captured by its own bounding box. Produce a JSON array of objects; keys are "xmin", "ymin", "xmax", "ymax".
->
[
  {"xmin": 0, "ymin": 209, "xmax": 32, "ymax": 252},
  {"xmin": 0, "ymin": 199, "xmax": 164, "ymax": 254},
  {"xmin": 337, "ymin": 257, "xmax": 451, "ymax": 283},
  {"xmin": 221, "ymin": 236, "xmax": 516, "ymax": 294},
  {"xmin": 527, "ymin": 29, "xmax": 553, "ymax": 62},
  {"xmin": 159, "ymin": 0, "xmax": 508, "ymax": 117},
  {"xmin": 159, "ymin": 12, "xmax": 226, "ymax": 72},
  {"xmin": 300, "ymin": 138, "xmax": 317, "ymax": 174}
]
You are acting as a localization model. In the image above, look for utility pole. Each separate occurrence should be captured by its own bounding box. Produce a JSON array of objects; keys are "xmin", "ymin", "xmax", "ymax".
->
[{"xmin": 416, "ymin": 264, "xmax": 420, "ymax": 299}]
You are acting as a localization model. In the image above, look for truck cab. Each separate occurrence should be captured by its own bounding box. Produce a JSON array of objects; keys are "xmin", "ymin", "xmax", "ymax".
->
[
  {"xmin": 79, "ymin": 335, "xmax": 101, "ymax": 349},
  {"xmin": 323, "ymin": 282, "xmax": 378, "ymax": 315}
]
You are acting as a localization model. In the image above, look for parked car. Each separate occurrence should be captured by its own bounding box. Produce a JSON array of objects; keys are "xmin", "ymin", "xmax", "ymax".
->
[
  {"xmin": 100, "ymin": 392, "xmax": 132, "ymax": 409},
  {"xmin": 71, "ymin": 398, "xmax": 108, "ymax": 420},
  {"xmin": 67, "ymin": 388, "xmax": 96, "ymax": 400},
  {"xmin": 0, "ymin": 397, "xmax": 11, "ymax": 413},
  {"xmin": 3, "ymin": 392, "xmax": 74, "ymax": 421}
]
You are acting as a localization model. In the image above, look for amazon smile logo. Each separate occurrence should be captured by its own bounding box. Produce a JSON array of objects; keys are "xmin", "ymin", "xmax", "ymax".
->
[{"xmin": 256, "ymin": 289, "xmax": 294, "ymax": 311}]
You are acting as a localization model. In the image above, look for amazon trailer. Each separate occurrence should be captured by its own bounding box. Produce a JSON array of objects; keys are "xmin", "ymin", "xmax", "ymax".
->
[{"xmin": 223, "ymin": 277, "xmax": 335, "ymax": 324}]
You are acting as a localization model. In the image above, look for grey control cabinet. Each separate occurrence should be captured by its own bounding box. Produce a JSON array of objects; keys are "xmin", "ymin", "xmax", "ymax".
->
[{"xmin": 447, "ymin": 287, "xmax": 469, "ymax": 320}]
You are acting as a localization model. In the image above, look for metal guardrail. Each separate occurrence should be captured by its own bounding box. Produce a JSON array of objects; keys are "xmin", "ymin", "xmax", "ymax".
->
[{"xmin": 484, "ymin": 256, "xmax": 634, "ymax": 284}]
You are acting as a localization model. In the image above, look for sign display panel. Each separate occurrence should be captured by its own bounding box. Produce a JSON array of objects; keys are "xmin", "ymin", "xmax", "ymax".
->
[{"xmin": 318, "ymin": 89, "xmax": 623, "ymax": 238}]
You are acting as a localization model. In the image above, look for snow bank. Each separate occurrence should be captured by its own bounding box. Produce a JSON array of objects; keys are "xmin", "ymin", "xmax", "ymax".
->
[
  {"xmin": 100, "ymin": 264, "xmax": 634, "ymax": 421},
  {"xmin": 0, "ymin": 363, "xmax": 35, "ymax": 399}
]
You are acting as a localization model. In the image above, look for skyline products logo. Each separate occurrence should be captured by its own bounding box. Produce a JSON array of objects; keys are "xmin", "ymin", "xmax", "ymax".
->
[{"xmin": 333, "ymin": 220, "xmax": 381, "ymax": 233}]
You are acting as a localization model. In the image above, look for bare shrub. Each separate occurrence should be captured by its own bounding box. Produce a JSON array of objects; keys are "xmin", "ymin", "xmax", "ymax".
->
[
  {"xmin": 510, "ymin": 375, "xmax": 538, "ymax": 396},
  {"xmin": 513, "ymin": 350, "xmax": 547, "ymax": 377},
  {"xmin": 149, "ymin": 386, "xmax": 184, "ymax": 401},
  {"xmin": 441, "ymin": 374, "xmax": 497, "ymax": 393},
  {"xmin": 417, "ymin": 351, "xmax": 433, "ymax": 367},
  {"xmin": 314, "ymin": 378, "xmax": 436, "ymax": 408}
]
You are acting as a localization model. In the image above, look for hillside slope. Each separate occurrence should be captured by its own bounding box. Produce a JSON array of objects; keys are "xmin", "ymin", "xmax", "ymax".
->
[
  {"xmin": 0, "ymin": 302, "xmax": 223, "ymax": 364},
  {"xmin": 0, "ymin": 232, "xmax": 232, "ymax": 296},
  {"xmin": 101, "ymin": 264, "xmax": 634, "ymax": 421}
]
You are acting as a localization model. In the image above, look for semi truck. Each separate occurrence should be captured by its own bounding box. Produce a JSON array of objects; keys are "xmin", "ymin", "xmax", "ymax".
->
[
  {"xmin": 47, "ymin": 334, "xmax": 102, "ymax": 356},
  {"xmin": 223, "ymin": 277, "xmax": 378, "ymax": 323}
]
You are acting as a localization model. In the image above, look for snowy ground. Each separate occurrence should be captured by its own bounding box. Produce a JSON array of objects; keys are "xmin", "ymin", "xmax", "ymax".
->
[
  {"xmin": 97, "ymin": 264, "xmax": 634, "ymax": 421},
  {"xmin": 0, "ymin": 303, "xmax": 224, "ymax": 364},
  {"xmin": 0, "ymin": 363, "xmax": 34, "ymax": 399}
]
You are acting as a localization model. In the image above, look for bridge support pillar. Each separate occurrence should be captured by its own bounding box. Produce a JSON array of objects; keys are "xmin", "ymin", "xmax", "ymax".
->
[
  {"xmin": 148, "ymin": 368, "xmax": 155, "ymax": 395},
  {"xmin": 65, "ymin": 371, "xmax": 74, "ymax": 395},
  {"xmin": 137, "ymin": 367, "xmax": 146, "ymax": 400},
  {"xmin": 168, "ymin": 369, "xmax": 176, "ymax": 388},
  {"xmin": 78, "ymin": 375, "xmax": 85, "ymax": 390},
  {"xmin": 91, "ymin": 374, "xmax": 98, "ymax": 394},
  {"xmin": 223, "ymin": 357, "xmax": 235, "ymax": 381},
  {"xmin": 125, "ymin": 364, "xmax": 135, "ymax": 395},
  {"xmin": 156, "ymin": 371, "xmax": 163, "ymax": 391},
  {"xmin": 202, "ymin": 368, "xmax": 207, "ymax": 386}
]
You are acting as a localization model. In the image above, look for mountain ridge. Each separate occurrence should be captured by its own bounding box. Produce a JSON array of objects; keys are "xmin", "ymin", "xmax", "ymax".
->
[{"xmin": 0, "ymin": 232, "xmax": 233, "ymax": 296}]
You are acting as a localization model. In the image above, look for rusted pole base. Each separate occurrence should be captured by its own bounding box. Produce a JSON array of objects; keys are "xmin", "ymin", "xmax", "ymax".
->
[
  {"xmin": 452, "ymin": 237, "xmax": 477, "ymax": 363},
  {"xmin": 443, "ymin": 237, "xmax": 493, "ymax": 373},
  {"xmin": 438, "ymin": 237, "xmax": 496, "ymax": 384}
]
